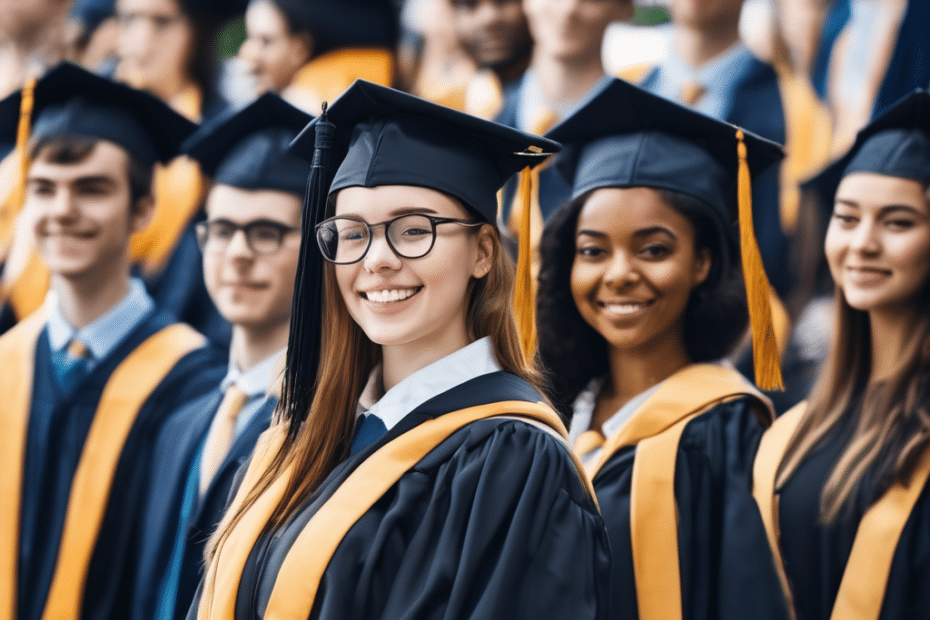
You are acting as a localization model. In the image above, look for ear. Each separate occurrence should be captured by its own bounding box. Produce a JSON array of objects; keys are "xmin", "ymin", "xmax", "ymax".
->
[
  {"xmin": 471, "ymin": 224, "xmax": 495, "ymax": 279},
  {"xmin": 130, "ymin": 195, "xmax": 156, "ymax": 234},
  {"xmin": 693, "ymin": 247, "xmax": 712, "ymax": 286}
]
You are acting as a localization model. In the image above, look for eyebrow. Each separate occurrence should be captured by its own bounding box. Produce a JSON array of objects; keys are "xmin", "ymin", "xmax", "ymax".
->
[
  {"xmin": 339, "ymin": 206, "xmax": 442, "ymax": 219},
  {"xmin": 576, "ymin": 226, "xmax": 677, "ymax": 240},
  {"xmin": 835, "ymin": 199, "xmax": 924, "ymax": 216}
]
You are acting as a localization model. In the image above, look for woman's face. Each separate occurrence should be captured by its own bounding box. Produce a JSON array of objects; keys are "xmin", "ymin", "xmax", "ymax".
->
[
  {"xmin": 115, "ymin": 0, "xmax": 194, "ymax": 93},
  {"xmin": 570, "ymin": 187, "xmax": 711, "ymax": 355},
  {"xmin": 239, "ymin": 1, "xmax": 310, "ymax": 95},
  {"xmin": 333, "ymin": 185, "xmax": 494, "ymax": 356},
  {"xmin": 826, "ymin": 172, "xmax": 930, "ymax": 317}
]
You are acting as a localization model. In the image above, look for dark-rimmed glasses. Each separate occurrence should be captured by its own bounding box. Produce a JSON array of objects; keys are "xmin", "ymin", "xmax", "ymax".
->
[
  {"xmin": 195, "ymin": 219, "xmax": 300, "ymax": 256},
  {"xmin": 315, "ymin": 214, "xmax": 482, "ymax": 264}
]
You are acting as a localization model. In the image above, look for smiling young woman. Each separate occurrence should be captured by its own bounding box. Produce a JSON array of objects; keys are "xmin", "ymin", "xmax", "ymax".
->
[
  {"xmin": 754, "ymin": 88, "xmax": 930, "ymax": 620},
  {"xmin": 537, "ymin": 78, "xmax": 791, "ymax": 620},
  {"xmin": 190, "ymin": 81, "xmax": 611, "ymax": 620}
]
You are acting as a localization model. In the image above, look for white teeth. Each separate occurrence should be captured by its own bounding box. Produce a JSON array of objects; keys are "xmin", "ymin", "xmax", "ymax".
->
[
  {"xmin": 604, "ymin": 303, "xmax": 646, "ymax": 315},
  {"xmin": 365, "ymin": 288, "xmax": 418, "ymax": 303}
]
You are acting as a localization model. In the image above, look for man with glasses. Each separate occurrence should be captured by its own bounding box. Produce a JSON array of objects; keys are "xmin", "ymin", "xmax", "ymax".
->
[{"xmin": 134, "ymin": 93, "xmax": 312, "ymax": 620}]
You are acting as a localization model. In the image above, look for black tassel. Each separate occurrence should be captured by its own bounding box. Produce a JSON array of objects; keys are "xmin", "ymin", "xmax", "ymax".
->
[{"xmin": 281, "ymin": 103, "xmax": 336, "ymax": 435}]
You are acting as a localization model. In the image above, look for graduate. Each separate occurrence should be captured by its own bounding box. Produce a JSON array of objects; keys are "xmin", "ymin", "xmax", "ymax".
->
[
  {"xmin": 0, "ymin": 62, "xmax": 225, "ymax": 620},
  {"xmin": 753, "ymin": 89, "xmax": 930, "ymax": 620},
  {"xmin": 537, "ymin": 78, "xmax": 790, "ymax": 620},
  {"xmin": 133, "ymin": 93, "xmax": 312, "ymax": 620},
  {"xmin": 190, "ymin": 80, "xmax": 611, "ymax": 620}
]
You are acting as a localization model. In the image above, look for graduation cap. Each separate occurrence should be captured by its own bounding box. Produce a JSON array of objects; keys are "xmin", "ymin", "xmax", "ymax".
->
[
  {"xmin": 183, "ymin": 92, "xmax": 313, "ymax": 196},
  {"xmin": 266, "ymin": 0, "xmax": 398, "ymax": 55},
  {"xmin": 278, "ymin": 79, "xmax": 558, "ymax": 427},
  {"xmin": 546, "ymin": 78, "xmax": 786, "ymax": 391},
  {"xmin": 802, "ymin": 88, "xmax": 930, "ymax": 218},
  {"xmin": 70, "ymin": 0, "xmax": 116, "ymax": 32}
]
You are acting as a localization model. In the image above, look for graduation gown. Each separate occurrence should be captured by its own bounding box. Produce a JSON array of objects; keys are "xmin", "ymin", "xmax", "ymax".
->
[
  {"xmin": 0, "ymin": 309, "xmax": 225, "ymax": 620},
  {"xmin": 133, "ymin": 393, "xmax": 277, "ymax": 620},
  {"xmin": 583, "ymin": 366, "xmax": 790, "ymax": 620},
  {"xmin": 757, "ymin": 406, "xmax": 930, "ymax": 620},
  {"xmin": 190, "ymin": 371, "xmax": 612, "ymax": 620}
]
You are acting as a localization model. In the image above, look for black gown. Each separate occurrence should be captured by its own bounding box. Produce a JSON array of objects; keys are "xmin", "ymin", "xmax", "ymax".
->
[
  {"xmin": 188, "ymin": 372, "xmax": 612, "ymax": 620},
  {"xmin": 591, "ymin": 397, "xmax": 791, "ymax": 620},
  {"xmin": 777, "ymin": 412, "xmax": 930, "ymax": 620}
]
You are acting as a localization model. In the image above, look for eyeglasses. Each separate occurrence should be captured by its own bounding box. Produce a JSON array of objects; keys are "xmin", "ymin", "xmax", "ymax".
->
[
  {"xmin": 315, "ymin": 214, "xmax": 482, "ymax": 264},
  {"xmin": 195, "ymin": 219, "xmax": 300, "ymax": 256}
]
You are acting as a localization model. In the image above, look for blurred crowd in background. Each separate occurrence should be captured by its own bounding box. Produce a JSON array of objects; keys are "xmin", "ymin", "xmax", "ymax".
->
[{"xmin": 1, "ymin": 0, "xmax": 928, "ymax": 406}]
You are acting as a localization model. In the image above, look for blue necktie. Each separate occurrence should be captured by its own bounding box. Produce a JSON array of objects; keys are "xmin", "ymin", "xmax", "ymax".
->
[
  {"xmin": 52, "ymin": 339, "xmax": 91, "ymax": 391},
  {"xmin": 350, "ymin": 413, "xmax": 387, "ymax": 456}
]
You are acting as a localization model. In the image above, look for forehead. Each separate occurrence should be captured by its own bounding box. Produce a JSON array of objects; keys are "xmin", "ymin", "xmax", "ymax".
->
[
  {"xmin": 333, "ymin": 185, "xmax": 471, "ymax": 219},
  {"xmin": 576, "ymin": 187, "xmax": 695, "ymax": 236},
  {"xmin": 28, "ymin": 140, "xmax": 131, "ymax": 182},
  {"xmin": 117, "ymin": 0, "xmax": 183, "ymax": 15},
  {"xmin": 835, "ymin": 172, "xmax": 930, "ymax": 212},
  {"xmin": 206, "ymin": 184, "xmax": 302, "ymax": 222}
]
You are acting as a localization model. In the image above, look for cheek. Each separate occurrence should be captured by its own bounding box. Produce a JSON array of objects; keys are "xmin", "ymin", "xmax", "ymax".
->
[
  {"xmin": 334, "ymin": 264, "xmax": 359, "ymax": 309},
  {"xmin": 570, "ymin": 262, "xmax": 597, "ymax": 308}
]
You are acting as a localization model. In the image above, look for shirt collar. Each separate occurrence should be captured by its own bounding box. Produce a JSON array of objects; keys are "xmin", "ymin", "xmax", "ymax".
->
[
  {"xmin": 568, "ymin": 376, "xmax": 662, "ymax": 443},
  {"xmin": 221, "ymin": 348, "xmax": 287, "ymax": 400},
  {"xmin": 516, "ymin": 70, "xmax": 612, "ymax": 133},
  {"xmin": 45, "ymin": 278, "xmax": 154, "ymax": 360},
  {"xmin": 357, "ymin": 337, "xmax": 502, "ymax": 431},
  {"xmin": 658, "ymin": 42, "xmax": 754, "ymax": 118}
]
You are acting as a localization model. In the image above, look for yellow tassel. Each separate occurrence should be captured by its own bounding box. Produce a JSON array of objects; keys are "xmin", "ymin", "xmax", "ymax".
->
[
  {"xmin": 736, "ymin": 129, "xmax": 783, "ymax": 391},
  {"xmin": 12, "ymin": 75, "xmax": 36, "ymax": 214},
  {"xmin": 513, "ymin": 166, "xmax": 537, "ymax": 362}
]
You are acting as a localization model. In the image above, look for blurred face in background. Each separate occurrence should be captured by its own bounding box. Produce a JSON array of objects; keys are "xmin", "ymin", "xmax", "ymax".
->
[
  {"xmin": 239, "ymin": 0, "xmax": 312, "ymax": 95},
  {"xmin": 450, "ymin": 0, "xmax": 533, "ymax": 79},
  {"xmin": 0, "ymin": 0, "xmax": 68, "ymax": 43},
  {"xmin": 522, "ymin": 0, "xmax": 632, "ymax": 64},
  {"xmin": 115, "ymin": 0, "xmax": 195, "ymax": 98},
  {"xmin": 669, "ymin": 0, "xmax": 745, "ymax": 32}
]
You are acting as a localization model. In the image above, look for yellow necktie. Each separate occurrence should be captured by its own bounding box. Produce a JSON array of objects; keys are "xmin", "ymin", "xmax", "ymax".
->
[
  {"xmin": 200, "ymin": 385, "xmax": 248, "ymax": 495},
  {"xmin": 679, "ymin": 80, "xmax": 706, "ymax": 106},
  {"xmin": 575, "ymin": 429, "xmax": 606, "ymax": 459}
]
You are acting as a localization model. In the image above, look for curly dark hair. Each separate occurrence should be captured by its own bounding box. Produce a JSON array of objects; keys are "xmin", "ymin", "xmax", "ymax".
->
[{"xmin": 536, "ymin": 188, "xmax": 749, "ymax": 417}]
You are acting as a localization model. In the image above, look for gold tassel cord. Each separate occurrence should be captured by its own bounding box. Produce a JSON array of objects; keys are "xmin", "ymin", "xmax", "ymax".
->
[
  {"xmin": 0, "ymin": 75, "xmax": 36, "ymax": 258},
  {"xmin": 736, "ymin": 129, "xmax": 784, "ymax": 391},
  {"xmin": 513, "ymin": 166, "xmax": 537, "ymax": 362}
]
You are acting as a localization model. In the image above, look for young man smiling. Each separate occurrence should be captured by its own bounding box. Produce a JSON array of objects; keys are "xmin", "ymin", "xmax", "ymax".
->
[
  {"xmin": 0, "ymin": 63, "xmax": 225, "ymax": 620},
  {"xmin": 134, "ymin": 93, "xmax": 312, "ymax": 620}
]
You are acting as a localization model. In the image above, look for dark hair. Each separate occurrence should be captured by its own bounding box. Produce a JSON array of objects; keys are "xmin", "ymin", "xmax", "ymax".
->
[
  {"xmin": 30, "ymin": 134, "xmax": 154, "ymax": 211},
  {"xmin": 537, "ymin": 187, "xmax": 748, "ymax": 416}
]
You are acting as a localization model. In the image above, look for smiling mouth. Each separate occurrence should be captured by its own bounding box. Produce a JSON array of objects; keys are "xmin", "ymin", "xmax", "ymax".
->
[
  {"xmin": 598, "ymin": 301, "xmax": 653, "ymax": 317},
  {"xmin": 361, "ymin": 287, "xmax": 423, "ymax": 303}
]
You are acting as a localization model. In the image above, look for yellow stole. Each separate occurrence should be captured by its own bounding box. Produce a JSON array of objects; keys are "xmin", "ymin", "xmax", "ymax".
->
[
  {"xmin": 0, "ymin": 314, "xmax": 206, "ymax": 620},
  {"xmin": 584, "ymin": 364, "xmax": 773, "ymax": 620},
  {"xmin": 287, "ymin": 47, "xmax": 394, "ymax": 114},
  {"xmin": 198, "ymin": 400, "xmax": 593, "ymax": 620},
  {"xmin": 753, "ymin": 403, "xmax": 930, "ymax": 620}
]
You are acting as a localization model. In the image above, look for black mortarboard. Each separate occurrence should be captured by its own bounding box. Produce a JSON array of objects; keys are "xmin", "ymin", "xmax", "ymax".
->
[
  {"xmin": 0, "ymin": 62, "xmax": 197, "ymax": 166},
  {"xmin": 70, "ymin": 0, "xmax": 116, "ymax": 32},
  {"xmin": 546, "ymin": 78, "xmax": 783, "ymax": 223},
  {"xmin": 291, "ymin": 78, "xmax": 559, "ymax": 223},
  {"xmin": 184, "ymin": 93, "xmax": 313, "ymax": 196},
  {"xmin": 263, "ymin": 0, "xmax": 398, "ymax": 55},
  {"xmin": 279, "ymin": 80, "xmax": 557, "ymax": 430},
  {"xmin": 803, "ymin": 88, "xmax": 930, "ymax": 215},
  {"xmin": 546, "ymin": 78, "xmax": 785, "ymax": 391}
]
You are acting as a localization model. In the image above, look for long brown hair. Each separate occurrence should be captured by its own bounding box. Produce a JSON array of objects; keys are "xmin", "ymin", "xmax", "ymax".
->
[
  {"xmin": 776, "ymin": 279, "xmax": 930, "ymax": 523},
  {"xmin": 208, "ymin": 217, "xmax": 541, "ymax": 558}
]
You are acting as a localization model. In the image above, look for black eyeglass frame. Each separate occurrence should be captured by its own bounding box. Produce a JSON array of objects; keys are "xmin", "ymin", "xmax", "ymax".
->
[
  {"xmin": 195, "ymin": 219, "xmax": 301, "ymax": 256},
  {"xmin": 315, "ymin": 214, "xmax": 483, "ymax": 264}
]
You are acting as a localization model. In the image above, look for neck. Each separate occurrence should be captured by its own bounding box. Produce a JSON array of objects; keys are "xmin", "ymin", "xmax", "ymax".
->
[
  {"xmin": 380, "ymin": 323, "xmax": 471, "ymax": 392},
  {"xmin": 493, "ymin": 55, "xmax": 531, "ymax": 86},
  {"xmin": 868, "ymin": 308, "xmax": 919, "ymax": 383},
  {"xmin": 674, "ymin": 23, "xmax": 742, "ymax": 68},
  {"xmin": 52, "ymin": 265, "xmax": 132, "ymax": 330},
  {"xmin": 605, "ymin": 327, "xmax": 692, "ymax": 407},
  {"xmin": 530, "ymin": 51, "xmax": 604, "ymax": 105},
  {"xmin": 229, "ymin": 321, "xmax": 290, "ymax": 373}
]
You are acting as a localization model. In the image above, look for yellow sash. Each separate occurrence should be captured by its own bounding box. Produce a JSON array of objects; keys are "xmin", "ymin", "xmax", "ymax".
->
[
  {"xmin": 586, "ymin": 364, "xmax": 773, "ymax": 620},
  {"xmin": 753, "ymin": 402, "xmax": 930, "ymax": 620},
  {"xmin": 287, "ymin": 47, "xmax": 394, "ymax": 114},
  {"xmin": 199, "ymin": 400, "xmax": 591, "ymax": 620},
  {"xmin": 0, "ymin": 315, "xmax": 206, "ymax": 620}
]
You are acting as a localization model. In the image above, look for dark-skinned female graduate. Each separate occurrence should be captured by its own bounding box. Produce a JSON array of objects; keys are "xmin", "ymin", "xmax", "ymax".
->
[
  {"xmin": 188, "ymin": 79, "xmax": 611, "ymax": 620},
  {"xmin": 753, "ymin": 88, "xmax": 930, "ymax": 620},
  {"xmin": 536, "ymin": 78, "xmax": 791, "ymax": 620}
]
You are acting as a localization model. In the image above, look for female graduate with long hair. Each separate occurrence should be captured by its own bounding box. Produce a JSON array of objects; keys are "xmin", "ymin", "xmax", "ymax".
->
[
  {"xmin": 753, "ymin": 89, "xmax": 930, "ymax": 620},
  {"xmin": 190, "ymin": 80, "xmax": 611, "ymax": 620},
  {"xmin": 536, "ymin": 79, "xmax": 791, "ymax": 620}
]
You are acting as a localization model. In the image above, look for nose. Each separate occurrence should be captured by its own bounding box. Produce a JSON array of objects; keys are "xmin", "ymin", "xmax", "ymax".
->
[
  {"xmin": 362, "ymin": 227, "xmax": 402, "ymax": 273},
  {"xmin": 602, "ymin": 251, "xmax": 638, "ymax": 288},
  {"xmin": 48, "ymin": 188, "xmax": 78, "ymax": 221},
  {"xmin": 849, "ymin": 217, "xmax": 880, "ymax": 255},
  {"xmin": 474, "ymin": 0, "xmax": 501, "ymax": 27},
  {"xmin": 225, "ymin": 229, "xmax": 254, "ymax": 259}
]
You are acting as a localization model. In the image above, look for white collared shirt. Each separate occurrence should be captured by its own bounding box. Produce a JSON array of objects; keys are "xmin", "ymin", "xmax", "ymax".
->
[
  {"xmin": 357, "ymin": 337, "xmax": 503, "ymax": 432},
  {"xmin": 45, "ymin": 278, "xmax": 155, "ymax": 368},
  {"xmin": 216, "ymin": 348, "xmax": 285, "ymax": 436},
  {"xmin": 652, "ymin": 42, "xmax": 756, "ymax": 120},
  {"xmin": 568, "ymin": 377, "xmax": 662, "ymax": 449}
]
